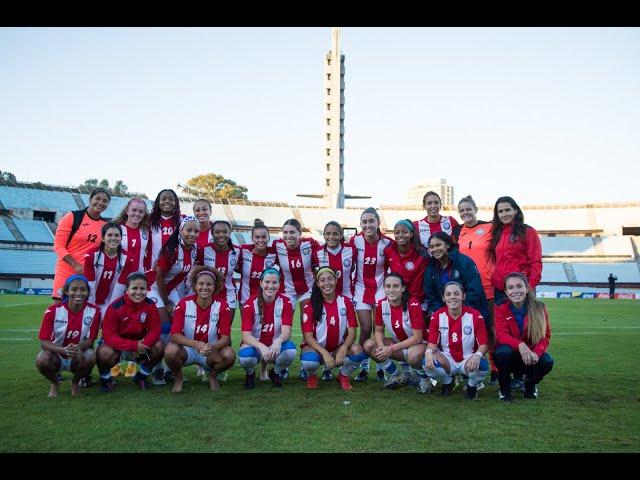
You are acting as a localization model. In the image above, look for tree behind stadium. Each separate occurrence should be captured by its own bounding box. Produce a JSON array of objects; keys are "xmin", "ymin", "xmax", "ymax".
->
[{"xmin": 178, "ymin": 173, "xmax": 248, "ymax": 199}]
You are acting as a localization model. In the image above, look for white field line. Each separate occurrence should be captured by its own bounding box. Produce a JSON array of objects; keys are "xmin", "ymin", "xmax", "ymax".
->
[
  {"xmin": 0, "ymin": 302, "xmax": 51, "ymax": 308},
  {"xmin": 0, "ymin": 338, "xmax": 31, "ymax": 341}
]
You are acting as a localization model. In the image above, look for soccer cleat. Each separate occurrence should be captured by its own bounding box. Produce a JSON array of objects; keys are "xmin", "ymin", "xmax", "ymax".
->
[
  {"xmin": 384, "ymin": 374, "xmax": 403, "ymax": 390},
  {"xmin": 405, "ymin": 373, "xmax": 421, "ymax": 387},
  {"xmin": 280, "ymin": 368, "xmax": 289, "ymax": 380},
  {"xmin": 376, "ymin": 369, "xmax": 386, "ymax": 382},
  {"xmin": 306, "ymin": 374, "xmax": 319, "ymax": 389},
  {"xmin": 132, "ymin": 372, "xmax": 149, "ymax": 390},
  {"xmin": 124, "ymin": 362, "xmax": 137, "ymax": 378},
  {"xmin": 100, "ymin": 377, "xmax": 115, "ymax": 393},
  {"xmin": 78, "ymin": 375, "xmax": 92, "ymax": 388},
  {"xmin": 523, "ymin": 382, "xmax": 538, "ymax": 399},
  {"xmin": 466, "ymin": 385, "xmax": 478, "ymax": 400},
  {"xmin": 488, "ymin": 371, "xmax": 498, "ymax": 385},
  {"xmin": 164, "ymin": 370, "xmax": 176, "ymax": 383},
  {"xmin": 151, "ymin": 369, "xmax": 166, "ymax": 386},
  {"xmin": 298, "ymin": 369, "xmax": 308, "ymax": 380},
  {"xmin": 416, "ymin": 378, "xmax": 432, "ymax": 394},
  {"xmin": 353, "ymin": 369, "xmax": 369, "ymax": 383},
  {"xmin": 244, "ymin": 372, "xmax": 256, "ymax": 390},
  {"xmin": 56, "ymin": 373, "xmax": 65, "ymax": 382},
  {"xmin": 196, "ymin": 365, "xmax": 205, "ymax": 377},
  {"xmin": 268, "ymin": 368, "xmax": 282, "ymax": 388},
  {"xmin": 499, "ymin": 390, "xmax": 514, "ymax": 402},
  {"xmin": 218, "ymin": 370, "xmax": 229, "ymax": 382},
  {"xmin": 476, "ymin": 381, "xmax": 485, "ymax": 391},
  {"xmin": 321, "ymin": 369, "xmax": 334, "ymax": 381},
  {"xmin": 336, "ymin": 373, "xmax": 353, "ymax": 391},
  {"xmin": 440, "ymin": 382, "xmax": 454, "ymax": 396},
  {"xmin": 111, "ymin": 364, "xmax": 122, "ymax": 378}
]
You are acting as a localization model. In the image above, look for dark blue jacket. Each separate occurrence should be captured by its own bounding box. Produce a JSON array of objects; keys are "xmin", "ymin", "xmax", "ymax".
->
[{"xmin": 423, "ymin": 249, "xmax": 489, "ymax": 319}]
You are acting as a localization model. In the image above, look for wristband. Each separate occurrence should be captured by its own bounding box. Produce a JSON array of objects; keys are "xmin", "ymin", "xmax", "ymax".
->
[
  {"xmin": 473, "ymin": 351, "xmax": 483, "ymax": 358},
  {"xmin": 425, "ymin": 348, "xmax": 433, "ymax": 355}
]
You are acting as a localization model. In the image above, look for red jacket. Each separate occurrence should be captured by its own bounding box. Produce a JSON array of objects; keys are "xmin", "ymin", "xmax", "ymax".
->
[
  {"xmin": 102, "ymin": 295, "xmax": 161, "ymax": 352},
  {"xmin": 494, "ymin": 301, "xmax": 551, "ymax": 357},
  {"xmin": 491, "ymin": 224, "xmax": 542, "ymax": 290}
]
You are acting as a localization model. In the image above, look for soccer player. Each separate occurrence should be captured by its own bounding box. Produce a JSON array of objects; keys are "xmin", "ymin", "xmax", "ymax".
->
[
  {"xmin": 36, "ymin": 275, "xmax": 100, "ymax": 397},
  {"xmin": 363, "ymin": 273, "xmax": 429, "ymax": 392},
  {"xmin": 84, "ymin": 223, "xmax": 137, "ymax": 318},
  {"xmin": 351, "ymin": 207, "xmax": 394, "ymax": 382},
  {"xmin": 424, "ymin": 281, "xmax": 490, "ymax": 400},
  {"xmin": 96, "ymin": 272, "xmax": 163, "ymax": 392},
  {"xmin": 148, "ymin": 189, "xmax": 183, "ymax": 268},
  {"xmin": 199, "ymin": 220, "xmax": 239, "ymax": 315},
  {"xmin": 312, "ymin": 221, "xmax": 356, "ymax": 381},
  {"xmin": 454, "ymin": 195, "xmax": 497, "ymax": 383},
  {"xmin": 165, "ymin": 266, "xmax": 236, "ymax": 393},
  {"xmin": 423, "ymin": 232, "xmax": 489, "ymax": 320},
  {"xmin": 413, "ymin": 190, "xmax": 459, "ymax": 251},
  {"xmin": 193, "ymin": 198, "xmax": 214, "ymax": 251},
  {"xmin": 489, "ymin": 196, "xmax": 542, "ymax": 306},
  {"xmin": 494, "ymin": 272, "xmax": 554, "ymax": 402},
  {"xmin": 52, "ymin": 187, "xmax": 110, "ymax": 300},
  {"xmin": 114, "ymin": 197, "xmax": 151, "ymax": 273},
  {"xmin": 236, "ymin": 219, "xmax": 278, "ymax": 381},
  {"xmin": 238, "ymin": 268, "xmax": 296, "ymax": 389},
  {"xmin": 299, "ymin": 267, "xmax": 366, "ymax": 391},
  {"xmin": 272, "ymin": 218, "xmax": 319, "ymax": 379}
]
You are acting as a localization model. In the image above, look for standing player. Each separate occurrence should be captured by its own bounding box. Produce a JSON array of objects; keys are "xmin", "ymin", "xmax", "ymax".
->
[
  {"xmin": 363, "ymin": 273, "xmax": 429, "ymax": 392},
  {"xmin": 52, "ymin": 187, "xmax": 110, "ymax": 300},
  {"xmin": 164, "ymin": 266, "xmax": 236, "ymax": 393},
  {"xmin": 238, "ymin": 268, "xmax": 297, "ymax": 389},
  {"xmin": 312, "ymin": 221, "xmax": 356, "ymax": 381},
  {"xmin": 96, "ymin": 272, "xmax": 163, "ymax": 392},
  {"xmin": 413, "ymin": 190, "xmax": 459, "ymax": 251},
  {"xmin": 236, "ymin": 219, "xmax": 278, "ymax": 381},
  {"xmin": 299, "ymin": 267, "xmax": 366, "ymax": 391},
  {"xmin": 148, "ymin": 189, "xmax": 183, "ymax": 268},
  {"xmin": 193, "ymin": 198, "xmax": 214, "ymax": 251},
  {"xmin": 351, "ymin": 207, "xmax": 393, "ymax": 382},
  {"xmin": 36, "ymin": 275, "xmax": 100, "ymax": 397},
  {"xmin": 272, "ymin": 218, "xmax": 319, "ymax": 380},
  {"xmin": 114, "ymin": 197, "xmax": 151, "ymax": 273},
  {"xmin": 424, "ymin": 281, "xmax": 490, "ymax": 400}
]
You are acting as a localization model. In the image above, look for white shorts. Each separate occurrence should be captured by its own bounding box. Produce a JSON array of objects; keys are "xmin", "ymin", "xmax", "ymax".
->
[
  {"xmin": 147, "ymin": 288, "xmax": 182, "ymax": 309},
  {"xmin": 354, "ymin": 301, "xmax": 373, "ymax": 311},
  {"xmin": 182, "ymin": 345, "xmax": 210, "ymax": 368},
  {"xmin": 284, "ymin": 291, "xmax": 311, "ymax": 307},
  {"xmin": 223, "ymin": 291, "xmax": 239, "ymax": 309},
  {"xmin": 439, "ymin": 351, "xmax": 476, "ymax": 376}
]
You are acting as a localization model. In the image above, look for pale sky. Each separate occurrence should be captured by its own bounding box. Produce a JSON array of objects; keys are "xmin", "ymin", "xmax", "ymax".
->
[{"xmin": 1, "ymin": 27, "xmax": 638, "ymax": 208}]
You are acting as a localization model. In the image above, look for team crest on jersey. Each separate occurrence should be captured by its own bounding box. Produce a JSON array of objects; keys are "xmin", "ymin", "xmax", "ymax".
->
[
  {"xmin": 83, "ymin": 315, "xmax": 93, "ymax": 326},
  {"xmin": 302, "ymin": 247, "xmax": 311, "ymax": 256},
  {"xmin": 303, "ymin": 313, "xmax": 308, "ymax": 323},
  {"xmin": 212, "ymin": 313, "xmax": 219, "ymax": 321},
  {"xmin": 142, "ymin": 232, "xmax": 148, "ymax": 240},
  {"xmin": 442, "ymin": 219, "xmax": 451, "ymax": 231},
  {"xmin": 405, "ymin": 261, "xmax": 415, "ymax": 271},
  {"xmin": 343, "ymin": 258, "xmax": 351, "ymax": 268},
  {"xmin": 339, "ymin": 307, "xmax": 347, "ymax": 316},
  {"xmin": 463, "ymin": 325, "xmax": 472, "ymax": 335},
  {"xmin": 265, "ymin": 260, "xmax": 274, "ymax": 268},
  {"xmin": 452, "ymin": 270, "xmax": 460, "ymax": 280},
  {"xmin": 476, "ymin": 228, "xmax": 485, "ymax": 236},
  {"xmin": 275, "ymin": 309, "xmax": 282, "ymax": 316},
  {"xmin": 378, "ymin": 249, "xmax": 385, "ymax": 256},
  {"xmin": 150, "ymin": 297, "xmax": 158, "ymax": 304},
  {"xmin": 140, "ymin": 313, "xmax": 147, "ymax": 323},
  {"xmin": 230, "ymin": 258, "xmax": 236, "ymax": 267}
]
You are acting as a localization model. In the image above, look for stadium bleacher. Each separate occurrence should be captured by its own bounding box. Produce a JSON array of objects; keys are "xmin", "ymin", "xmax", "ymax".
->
[
  {"xmin": 0, "ymin": 186, "xmax": 77, "ymax": 213},
  {"xmin": 12, "ymin": 219, "xmax": 53, "ymax": 244},
  {"xmin": 0, "ymin": 249, "xmax": 57, "ymax": 275},
  {"xmin": 0, "ymin": 220, "xmax": 15, "ymax": 241},
  {"xmin": 572, "ymin": 263, "xmax": 640, "ymax": 283},
  {"xmin": 540, "ymin": 263, "xmax": 568, "ymax": 283}
]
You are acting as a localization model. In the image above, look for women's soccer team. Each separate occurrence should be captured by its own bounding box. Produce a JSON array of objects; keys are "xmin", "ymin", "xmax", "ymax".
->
[{"xmin": 38, "ymin": 188, "xmax": 553, "ymax": 403}]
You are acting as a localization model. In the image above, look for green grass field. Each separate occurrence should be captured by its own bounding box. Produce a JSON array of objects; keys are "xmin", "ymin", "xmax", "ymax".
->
[{"xmin": 1, "ymin": 294, "xmax": 639, "ymax": 453}]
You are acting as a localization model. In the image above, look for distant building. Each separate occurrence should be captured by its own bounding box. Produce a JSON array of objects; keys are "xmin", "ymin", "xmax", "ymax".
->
[{"xmin": 407, "ymin": 178, "xmax": 454, "ymax": 207}]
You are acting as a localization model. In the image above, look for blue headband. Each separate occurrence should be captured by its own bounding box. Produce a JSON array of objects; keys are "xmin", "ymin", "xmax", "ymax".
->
[
  {"xmin": 395, "ymin": 219, "xmax": 414, "ymax": 233},
  {"xmin": 260, "ymin": 267, "xmax": 280, "ymax": 280}
]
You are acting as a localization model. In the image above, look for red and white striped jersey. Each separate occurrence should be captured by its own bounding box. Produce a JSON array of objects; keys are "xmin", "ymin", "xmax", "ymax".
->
[
  {"xmin": 236, "ymin": 244, "xmax": 278, "ymax": 305},
  {"xmin": 350, "ymin": 232, "xmax": 394, "ymax": 306},
  {"xmin": 84, "ymin": 247, "xmax": 136, "ymax": 306},
  {"xmin": 149, "ymin": 216, "xmax": 181, "ymax": 267},
  {"xmin": 241, "ymin": 293, "xmax": 293, "ymax": 347},
  {"xmin": 312, "ymin": 242, "xmax": 356, "ymax": 299},
  {"xmin": 39, "ymin": 302, "xmax": 100, "ymax": 347},
  {"xmin": 428, "ymin": 305, "xmax": 488, "ymax": 362},
  {"xmin": 413, "ymin": 215, "xmax": 460, "ymax": 250},
  {"xmin": 196, "ymin": 228, "xmax": 214, "ymax": 252},
  {"xmin": 171, "ymin": 294, "xmax": 232, "ymax": 343},
  {"xmin": 273, "ymin": 237, "xmax": 319, "ymax": 296},
  {"xmin": 120, "ymin": 224, "xmax": 150, "ymax": 272},
  {"xmin": 301, "ymin": 295, "xmax": 357, "ymax": 352},
  {"xmin": 383, "ymin": 243, "xmax": 428, "ymax": 302},
  {"xmin": 198, "ymin": 244, "xmax": 239, "ymax": 306},
  {"xmin": 156, "ymin": 244, "xmax": 197, "ymax": 295},
  {"xmin": 375, "ymin": 297, "xmax": 425, "ymax": 343}
]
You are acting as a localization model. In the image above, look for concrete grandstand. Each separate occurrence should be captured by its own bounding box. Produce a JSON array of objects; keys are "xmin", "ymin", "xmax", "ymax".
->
[{"xmin": 1, "ymin": 180, "xmax": 639, "ymax": 298}]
